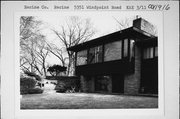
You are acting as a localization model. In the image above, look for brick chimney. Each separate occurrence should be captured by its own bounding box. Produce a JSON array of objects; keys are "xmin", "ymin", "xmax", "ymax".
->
[{"xmin": 133, "ymin": 18, "xmax": 156, "ymax": 36}]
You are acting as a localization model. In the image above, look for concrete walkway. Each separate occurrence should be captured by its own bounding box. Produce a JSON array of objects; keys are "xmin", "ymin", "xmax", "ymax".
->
[{"xmin": 43, "ymin": 83, "xmax": 56, "ymax": 94}]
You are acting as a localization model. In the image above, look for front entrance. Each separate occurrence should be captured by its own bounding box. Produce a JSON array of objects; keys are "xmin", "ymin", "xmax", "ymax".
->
[
  {"xmin": 112, "ymin": 74, "xmax": 124, "ymax": 93},
  {"xmin": 95, "ymin": 76, "xmax": 111, "ymax": 92},
  {"xmin": 141, "ymin": 58, "xmax": 158, "ymax": 94},
  {"xmin": 94, "ymin": 75, "xmax": 124, "ymax": 93}
]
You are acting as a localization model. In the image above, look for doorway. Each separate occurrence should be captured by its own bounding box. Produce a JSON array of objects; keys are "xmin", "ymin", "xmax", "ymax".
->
[
  {"xmin": 112, "ymin": 74, "xmax": 124, "ymax": 93},
  {"xmin": 95, "ymin": 76, "xmax": 110, "ymax": 92},
  {"xmin": 141, "ymin": 58, "xmax": 158, "ymax": 94}
]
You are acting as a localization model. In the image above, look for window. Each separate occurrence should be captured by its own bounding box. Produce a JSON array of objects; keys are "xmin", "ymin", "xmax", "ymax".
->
[
  {"xmin": 143, "ymin": 47, "xmax": 154, "ymax": 59},
  {"xmin": 76, "ymin": 50, "xmax": 87, "ymax": 66},
  {"xmin": 95, "ymin": 46, "xmax": 103, "ymax": 63},
  {"xmin": 104, "ymin": 40, "xmax": 122, "ymax": 61},
  {"xmin": 130, "ymin": 39, "xmax": 135, "ymax": 60},
  {"xmin": 88, "ymin": 46, "xmax": 103, "ymax": 64},
  {"xmin": 124, "ymin": 39, "xmax": 128, "ymax": 57},
  {"xmin": 155, "ymin": 46, "xmax": 158, "ymax": 57}
]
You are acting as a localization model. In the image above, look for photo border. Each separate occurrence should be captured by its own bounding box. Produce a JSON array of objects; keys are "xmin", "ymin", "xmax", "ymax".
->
[{"xmin": 1, "ymin": 1, "xmax": 179, "ymax": 119}]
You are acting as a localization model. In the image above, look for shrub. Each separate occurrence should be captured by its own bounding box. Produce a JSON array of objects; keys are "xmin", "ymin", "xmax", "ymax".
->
[
  {"xmin": 20, "ymin": 77, "xmax": 36, "ymax": 94},
  {"xmin": 24, "ymin": 71, "xmax": 41, "ymax": 81},
  {"xmin": 20, "ymin": 78, "xmax": 44, "ymax": 94},
  {"xmin": 55, "ymin": 82, "xmax": 66, "ymax": 93},
  {"xmin": 20, "ymin": 77, "xmax": 36, "ymax": 90},
  {"xmin": 47, "ymin": 65, "xmax": 67, "ymax": 76},
  {"xmin": 20, "ymin": 88, "xmax": 29, "ymax": 94},
  {"xmin": 27, "ymin": 88, "xmax": 43, "ymax": 94}
]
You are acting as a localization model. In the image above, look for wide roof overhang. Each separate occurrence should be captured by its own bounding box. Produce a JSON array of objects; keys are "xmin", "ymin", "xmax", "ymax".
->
[{"xmin": 67, "ymin": 27, "xmax": 156, "ymax": 52}]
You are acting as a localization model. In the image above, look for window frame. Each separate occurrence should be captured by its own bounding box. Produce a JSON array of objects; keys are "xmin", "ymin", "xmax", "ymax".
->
[
  {"xmin": 88, "ymin": 45, "xmax": 103, "ymax": 64},
  {"xmin": 76, "ymin": 50, "xmax": 88, "ymax": 66},
  {"xmin": 143, "ymin": 46, "xmax": 158, "ymax": 60},
  {"xmin": 104, "ymin": 40, "xmax": 123, "ymax": 62}
]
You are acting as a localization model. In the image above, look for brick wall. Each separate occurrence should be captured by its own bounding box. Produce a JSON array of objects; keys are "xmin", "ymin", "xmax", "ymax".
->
[
  {"xmin": 87, "ymin": 77, "xmax": 95, "ymax": 92},
  {"xmin": 107, "ymin": 76, "xmax": 112, "ymax": 93},
  {"xmin": 80, "ymin": 75, "xmax": 88, "ymax": 92},
  {"xmin": 124, "ymin": 45, "xmax": 141, "ymax": 94},
  {"xmin": 80, "ymin": 76, "xmax": 95, "ymax": 93}
]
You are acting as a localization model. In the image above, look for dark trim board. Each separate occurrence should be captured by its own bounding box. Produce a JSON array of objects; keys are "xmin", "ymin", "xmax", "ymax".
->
[{"xmin": 76, "ymin": 58, "xmax": 134, "ymax": 76}]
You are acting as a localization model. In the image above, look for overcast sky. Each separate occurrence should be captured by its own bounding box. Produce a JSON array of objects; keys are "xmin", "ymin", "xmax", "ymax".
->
[{"xmin": 36, "ymin": 11, "xmax": 162, "ymax": 65}]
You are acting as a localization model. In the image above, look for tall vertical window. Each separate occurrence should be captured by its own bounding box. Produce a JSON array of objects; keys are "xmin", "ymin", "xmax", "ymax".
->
[
  {"xmin": 89, "ymin": 48, "xmax": 95, "ymax": 63},
  {"xmin": 143, "ymin": 47, "xmax": 154, "ymax": 59},
  {"xmin": 95, "ymin": 46, "xmax": 103, "ymax": 63},
  {"xmin": 76, "ymin": 50, "xmax": 87, "ymax": 66},
  {"xmin": 124, "ymin": 39, "xmax": 128, "ymax": 57},
  {"xmin": 88, "ymin": 46, "xmax": 103, "ymax": 64},
  {"xmin": 155, "ymin": 46, "xmax": 158, "ymax": 57},
  {"xmin": 130, "ymin": 39, "xmax": 135, "ymax": 60},
  {"xmin": 104, "ymin": 40, "xmax": 122, "ymax": 61}
]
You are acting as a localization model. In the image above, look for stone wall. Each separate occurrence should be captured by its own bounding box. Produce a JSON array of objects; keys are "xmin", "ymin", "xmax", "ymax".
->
[{"xmin": 124, "ymin": 45, "xmax": 141, "ymax": 94}]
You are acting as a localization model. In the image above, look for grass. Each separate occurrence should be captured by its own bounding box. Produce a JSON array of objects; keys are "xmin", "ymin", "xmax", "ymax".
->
[{"xmin": 21, "ymin": 93, "xmax": 158, "ymax": 109}]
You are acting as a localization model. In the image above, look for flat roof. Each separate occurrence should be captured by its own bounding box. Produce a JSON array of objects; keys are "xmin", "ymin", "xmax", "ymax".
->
[{"xmin": 67, "ymin": 26, "xmax": 156, "ymax": 52}]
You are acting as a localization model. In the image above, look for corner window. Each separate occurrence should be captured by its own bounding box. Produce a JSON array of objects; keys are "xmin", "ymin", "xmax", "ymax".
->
[
  {"xmin": 104, "ymin": 40, "xmax": 122, "ymax": 61},
  {"xmin": 143, "ymin": 47, "xmax": 157, "ymax": 59},
  {"xmin": 76, "ymin": 50, "xmax": 87, "ymax": 66}
]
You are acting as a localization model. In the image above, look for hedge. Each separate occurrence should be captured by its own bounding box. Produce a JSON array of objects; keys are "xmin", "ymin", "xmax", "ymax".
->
[{"xmin": 20, "ymin": 77, "xmax": 43, "ymax": 94}]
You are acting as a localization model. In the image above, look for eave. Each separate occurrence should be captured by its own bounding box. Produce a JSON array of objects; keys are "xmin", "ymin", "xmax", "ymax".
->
[{"xmin": 67, "ymin": 27, "xmax": 156, "ymax": 52}]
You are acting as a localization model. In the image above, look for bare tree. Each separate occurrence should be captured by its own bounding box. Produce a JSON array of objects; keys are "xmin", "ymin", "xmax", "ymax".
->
[
  {"xmin": 52, "ymin": 16, "xmax": 96, "ymax": 76},
  {"xmin": 20, "ymin": 16, "xmax": 42, "ymax": 44},
  {"xmin": 20, "ymin": 35, "xmax": 49, "ymax": 77},
  {"xmin": 34, "ymin": 39, "xmax": 49, "ymax": 77},
  {"xmin": 20, "ymin": 16, "xmax": 38, "ymax": 72},
  {"xmin": 45, "ymin": 42, "xmax": 68, "ymax": 67},
  {"xmin": 113, "ymin": 16, "xmax": 137, "ymax": 30},
  {"xmin": 20, "ymin": 16, "xmax": 49, "ymax": 77}
]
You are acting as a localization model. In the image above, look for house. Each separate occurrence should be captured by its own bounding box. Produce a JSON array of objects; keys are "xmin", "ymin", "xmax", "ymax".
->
[{"xmin": 67, "ymin": 18, "xmax": 158, "ymax": 95}]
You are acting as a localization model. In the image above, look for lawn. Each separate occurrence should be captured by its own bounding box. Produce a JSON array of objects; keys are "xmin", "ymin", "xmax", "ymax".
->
[{"xmin": 21, "ymin": 92, "xmax": 158, "ymax": 109}]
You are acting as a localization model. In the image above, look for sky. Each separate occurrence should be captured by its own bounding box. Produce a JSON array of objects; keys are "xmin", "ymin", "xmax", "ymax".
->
[{"xmin": 35, "ymin": 11, "xmax": 163, "ymax": 65}]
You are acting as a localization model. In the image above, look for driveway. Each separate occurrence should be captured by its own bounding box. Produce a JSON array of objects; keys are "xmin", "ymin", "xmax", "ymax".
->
[{"xmin": 21, "ymin": 92, "xmax": 158, "ymax": 109}]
